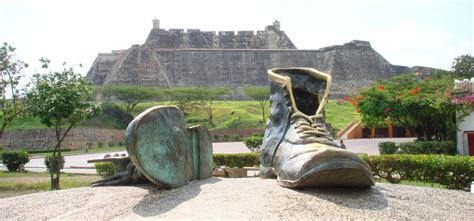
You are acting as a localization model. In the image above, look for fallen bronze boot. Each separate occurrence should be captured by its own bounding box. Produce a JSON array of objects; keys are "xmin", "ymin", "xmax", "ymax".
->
[
  {"xmin": 125, "ymin": 106, "xmax": 213, "ymax": 188},
  {"xmin": 260, "ymin": 68, "xmax": 375, "ymax": 188}
]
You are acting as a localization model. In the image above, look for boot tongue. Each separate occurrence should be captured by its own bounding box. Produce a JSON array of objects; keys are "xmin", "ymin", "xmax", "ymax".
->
[{"xmin": 287, "ymin": 112, "xmax": 337, "ymax": 147}]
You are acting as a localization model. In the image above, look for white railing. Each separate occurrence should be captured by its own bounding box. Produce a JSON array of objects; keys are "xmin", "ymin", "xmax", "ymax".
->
[{"xmin": 454, "ymin": 78, "xmax": 474, "ymax": 94}]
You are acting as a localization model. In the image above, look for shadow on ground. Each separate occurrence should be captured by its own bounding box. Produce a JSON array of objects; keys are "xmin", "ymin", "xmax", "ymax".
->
[
  {"xmin": 132, "ymin": 177, "xmax": 221, "ymax": 217},
  {"xmin": 295, "ymin": 184, "xmax": 388, "ymax": 210}
]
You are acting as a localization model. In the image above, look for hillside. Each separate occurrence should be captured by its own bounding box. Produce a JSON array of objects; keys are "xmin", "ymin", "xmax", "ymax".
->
[{"xmin": 5, "ymin": 100, "xmax": 358, "ymax": 133}]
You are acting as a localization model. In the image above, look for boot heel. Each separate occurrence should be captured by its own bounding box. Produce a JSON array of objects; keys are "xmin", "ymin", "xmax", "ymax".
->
[{"xmin": 259, "ymin": 166, "xmax": 277, "ymax": 179}]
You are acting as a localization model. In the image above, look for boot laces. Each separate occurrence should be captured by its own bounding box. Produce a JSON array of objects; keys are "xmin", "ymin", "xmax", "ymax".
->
[{"xmin": 291, "ymin": 112, "xmax": 331, "ymax": 139}]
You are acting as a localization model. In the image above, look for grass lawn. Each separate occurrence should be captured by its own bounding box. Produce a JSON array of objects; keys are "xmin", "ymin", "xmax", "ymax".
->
[
  {"xmin": 5, "ymin": 100, "xmax": 359, "ymax": 132},
  {"xmin": 133, "ymin": 100, "xmax": 359, "ymax": 132},
  {"xmin": 0, "ymin": 171, "xmax": 101, "ymax": 199}
]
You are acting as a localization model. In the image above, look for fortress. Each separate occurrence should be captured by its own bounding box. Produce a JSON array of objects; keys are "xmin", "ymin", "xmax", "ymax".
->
[{"xmin": 87, "ymin": 20, "xmax": 430, "ymax": 97}]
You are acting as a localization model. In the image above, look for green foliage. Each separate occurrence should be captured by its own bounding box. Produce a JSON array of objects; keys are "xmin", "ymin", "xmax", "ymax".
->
[
  {"xmin": 107, "ymin": 141, "xmax": 115, "ymax": 147},
  {"xmin": 1, "ymin": 150, "xmax": 30, "ymax": 171},
  {"xmin": 398, "ymin": 141, "xmax": 456, "ymax": 155},
  {"xmin": 361, "ymin": 154, "xmax": 474, "ymax": 190},
  {"xmin": 83, "ymin": 102, "xmax": 133, "ymax": 129},
  {"xmin": 102, "ymin": 85, "xmax": 162, "ymax": 115},
  {"xmin": 243, "ymin": 135, "xmax": 263, "ymax": 152},
  {"xmin": 191, "ymin": 87, "xmax": 231, "ymax": 127},
  {"xmin": 213, "ymin": 153, "xmax": 260, "ymax": 168},
  {"xmin": 0, "ymin": 42, "xmax": 27, "ymax": 134},
  {"xmin": 95, "ymin": 162, "xmax": 114, "ymax": 177},
  {"xmin": 44, "ymin": 154, "xmax": 65, "ymax": 173},
  {"xmin": 27, "ymin": 149, "xmax": 71, "ymax": 154},
  {"xmin": 354, "ymin": 72, "xmax": 472, "ymax": 141},
  {"xmin": 27, "ymin": 60, "xmax": 101, "ymax": 130},
  {"xmin": 452, "ymin": 54, "xmax": 473, "ymax": 79},
  {"xmin": 162, "ymin": 87, "xmax": 202, "ymax": 113},
  {"xmin": 97, "ymin": 142, "xmax": 103, "ymax": 148},
  {"xmin": 26, "ymin": 58, "xmax": 101, "ymax": 190},
  {"xmin": 378, "ymin": 141, "xmax": 398, "ymax": 155},
  {"xmin": 241, "ymin": 86, "xmax": 270, "ymax": 125}
]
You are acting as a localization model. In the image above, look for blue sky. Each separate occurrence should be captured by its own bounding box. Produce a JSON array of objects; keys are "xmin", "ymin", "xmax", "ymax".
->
[{"xmin": 0, "ymin": 0, "xmax": 472, "ymax": 77}]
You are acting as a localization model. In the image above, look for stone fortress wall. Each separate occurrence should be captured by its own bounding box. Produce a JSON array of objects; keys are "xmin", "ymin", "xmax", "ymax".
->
[
  {"xmin": 144, "ymin": 19, "xmax": 296, "ymax": 49},
  {"xmin": 87, "ymin": 20, "xmax": 434, "ymax": 98},
  {"xmin": 2, "ymin": 128, "xmax": 125, "ymax": 150}
]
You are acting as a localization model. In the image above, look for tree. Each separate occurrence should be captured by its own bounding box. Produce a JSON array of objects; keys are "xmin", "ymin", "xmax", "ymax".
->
[
  {"xmin": 102, "ymin": 85, "xmax": 161, "ymax": 115},
  {"xmin": 352, "ymin": 72, "xmax": 472, "ymax": 141},
  {"xmin": 0, "ymin": 42, "xmax": 27, "ymax": 136},
  {"xmin": 242, "ymin": 86, "xmax": 270, "ymax": 125},
  {"xmin": 193, "ymin": 87, "xmax": 231, "ymax": 127},
  {"xmin": 452, "ymin": 54, "xmax": 473, "ymax": 79},
  {"xmin": 163, "ymin": 87, "xmax": 203, "ymax": 113},
  {"xmin": 27, "ymin": 59, "xmax": 100, "ymax": 190}
]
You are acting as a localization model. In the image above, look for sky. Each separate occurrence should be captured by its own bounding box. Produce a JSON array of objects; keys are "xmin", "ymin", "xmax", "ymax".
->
[{"xmin": 0, "ymin": 0, "xmax": 472, "ymax": 78}]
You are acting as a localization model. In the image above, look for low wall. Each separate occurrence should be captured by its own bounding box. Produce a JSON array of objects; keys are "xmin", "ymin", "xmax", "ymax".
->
[{"xmin": 1, "ymin": 128, "xmax": 125, "ymax": 151}]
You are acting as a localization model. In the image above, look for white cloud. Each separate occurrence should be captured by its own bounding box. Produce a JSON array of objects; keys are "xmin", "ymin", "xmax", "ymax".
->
[{"xmin": 355, "ymin": 21, "xmax": 472, "ymax": 69}]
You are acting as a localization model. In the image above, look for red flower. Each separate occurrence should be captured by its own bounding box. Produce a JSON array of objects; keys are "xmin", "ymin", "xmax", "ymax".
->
[
  {"xmin": 377, "ymin": 85, "xmax": 385, "ymax": 91},
  {"xmin": 343, "ymin": 96, "xmax": 358, "ymax": 107},
  {"xmin": 411, "ymin": 87, "xmax": 421, "ymax": 96}
]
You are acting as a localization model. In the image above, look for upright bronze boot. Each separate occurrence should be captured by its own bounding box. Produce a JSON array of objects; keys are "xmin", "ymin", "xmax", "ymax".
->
[{"xmin": 260, "ymin": 68, "xmax": 374, "ymax": 188}]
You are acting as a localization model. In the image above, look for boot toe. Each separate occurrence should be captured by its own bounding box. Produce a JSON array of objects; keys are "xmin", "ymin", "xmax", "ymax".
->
[{"xmin": 277, "ymin": 145, "xmax": 375, "ymax": 188}]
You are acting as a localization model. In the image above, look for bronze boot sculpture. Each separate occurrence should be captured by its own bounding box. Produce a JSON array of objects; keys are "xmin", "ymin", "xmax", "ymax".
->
[
  {"xmin": 260, "ymin": 68, "xmax": 375, "ymax": 188},
  {"xmin": 125, "ymin": 106, "xmax": 213, "ymax": 188}
]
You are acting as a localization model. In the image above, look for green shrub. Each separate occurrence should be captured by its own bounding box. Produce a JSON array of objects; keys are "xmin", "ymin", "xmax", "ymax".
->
[
  {"xmin": 213, "ymin": 153, "xmax": 260, "ymax": 168},
  {"xmin": 44, "ymin": 154, "xmax": 65, "ymax": 173},
  {"xmin": 118, "ymin": 141, "xmax": 124, "ymax": 146},
  {"xmin": 398, "ymin": 141, "xmax": 456, "ymax": 155},
  {"xmin": 107, "ymin": 141, "xmax": 115, "ymax": 147},
  {"xmin": 233, "ymin": 135, "xmax": 242, "ymax": 141},
  {"xmin": 95, "ymin": 162, "xmax": 114, "ymax": 177},
  {"xmin": 378, "ymin": 141, "xmax": 398, "ymax": 155},
  {"xmin": 243, "ymin": 135, "xmax": 263, "ymax": 152},
  {"xmin": 1, "ymin": 151, "xmax": 30, "ymax": 171},
  {"xmin": 361, "ymin": 154, "xmax": 474, "ymax": 190},
  {"xmin": 97, "ymin": 142, "xmax": 104, "ymax": 148},
  {"xmin": 223, "ymin": 135, "xmax": 230, "ymax": 141}
]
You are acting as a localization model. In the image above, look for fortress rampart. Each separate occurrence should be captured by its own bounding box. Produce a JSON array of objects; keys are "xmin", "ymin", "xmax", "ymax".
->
[{"xmin": 87, "ymin": 20, "xmax": 431, "ymax": 98}]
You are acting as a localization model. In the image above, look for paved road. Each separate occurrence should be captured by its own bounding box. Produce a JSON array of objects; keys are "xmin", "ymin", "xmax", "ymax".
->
[
  {"xmin": 342, "ymin": 137, "xmax": 415, "ymax": 155},
  {"xmin": 0, "ymin": 138, "xmax": 414, "ymax": 174}
]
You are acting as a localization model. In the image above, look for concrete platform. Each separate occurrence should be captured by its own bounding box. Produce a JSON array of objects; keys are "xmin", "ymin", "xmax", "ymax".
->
[{"xmin": 0, "ymin": 178, "xmax": 472, "ymax": 220}]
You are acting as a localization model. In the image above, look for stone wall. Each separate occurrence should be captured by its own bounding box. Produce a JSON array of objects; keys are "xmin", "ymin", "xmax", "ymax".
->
[{"xmin": 2, "ymin": 128, "xmax": 125, "ymax": 151}]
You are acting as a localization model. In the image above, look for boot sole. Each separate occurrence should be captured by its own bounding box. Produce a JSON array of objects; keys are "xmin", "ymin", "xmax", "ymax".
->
[
  {"xmin": 276, "ymin": 161, "xmax": 375, "ymax": 188},
  {"xmin": 126, "ymin": 106, "xmax": 213, "ymax": 188}
]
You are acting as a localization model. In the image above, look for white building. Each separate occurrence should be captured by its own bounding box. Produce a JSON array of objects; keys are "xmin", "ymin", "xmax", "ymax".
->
[{"xmin": 455, "ymin": 78, "xmax": 474, "ymax": 155}]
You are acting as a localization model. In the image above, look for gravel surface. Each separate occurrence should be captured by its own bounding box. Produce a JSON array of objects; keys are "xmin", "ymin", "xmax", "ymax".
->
[{"xmin": 0, "ymin": 178, "xmax": 472, "ymax": 220}]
